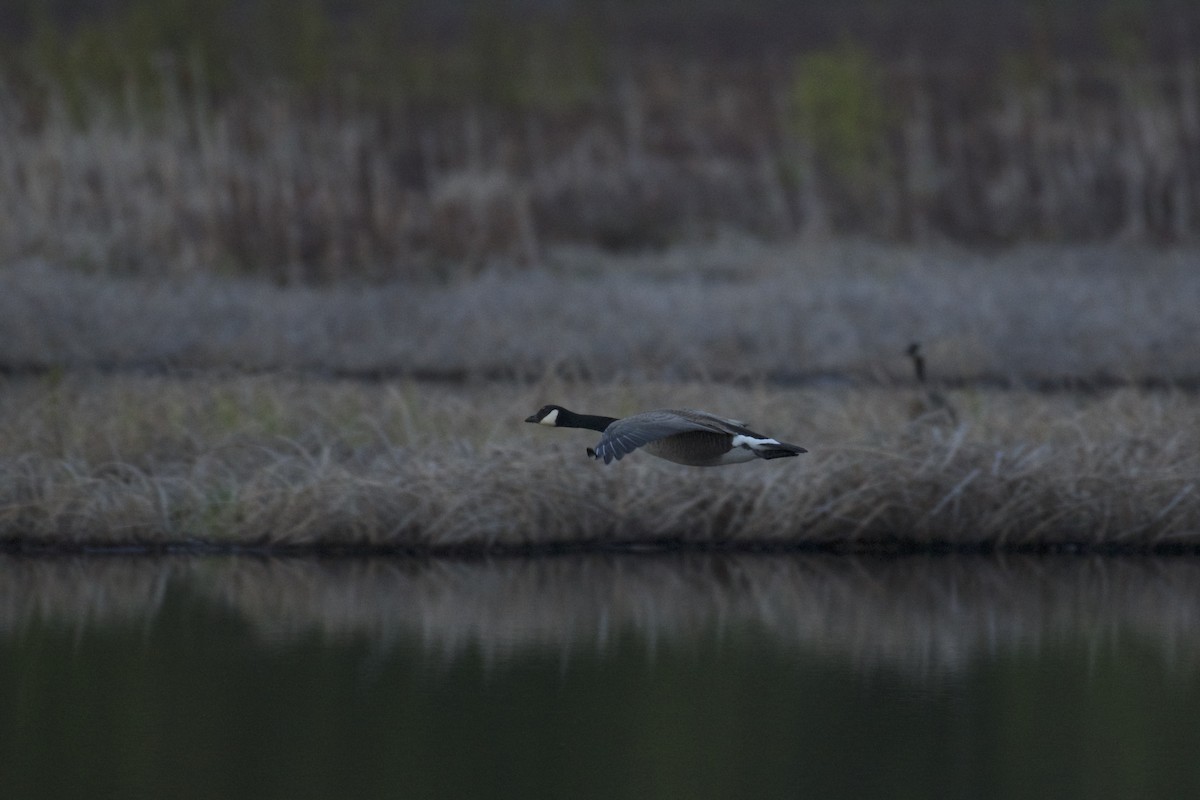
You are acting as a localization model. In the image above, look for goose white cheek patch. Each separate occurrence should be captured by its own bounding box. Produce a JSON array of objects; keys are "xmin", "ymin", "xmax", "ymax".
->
[{"xmin": 539, "ymin": 409, "xmax": 559, "ymax": 425}]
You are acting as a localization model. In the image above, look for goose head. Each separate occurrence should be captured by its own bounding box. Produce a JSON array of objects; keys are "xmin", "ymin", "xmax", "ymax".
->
[{"xmin": 525, "ymin": 405, "xmax": 566, "ymax": 426}]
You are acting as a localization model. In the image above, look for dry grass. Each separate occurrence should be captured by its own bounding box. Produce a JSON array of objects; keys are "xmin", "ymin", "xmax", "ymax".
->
[
  {"xmin": 4, "ymin": 240, "xmax": 1199, "ymax": 384},
  {"xmin": 3, "ymin": 56, "xmax": 1200, "ymax": 279},
  {"xmin": 5, "ymin": 10, "xmax": 1197, "ymax": 559},
  {"xmin": 3, "ymin": 554, "xmax": 1200, "ymax": 675},
  {"xmin": 0, "ymin": 375, "xmax": 1196, "ymax": 548},
  {"xmin": 2, "ymin": 239, "xmax": 1196, "ymax": 549}
]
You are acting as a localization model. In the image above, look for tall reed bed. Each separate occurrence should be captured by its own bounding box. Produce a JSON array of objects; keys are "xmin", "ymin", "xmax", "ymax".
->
[
  {"xmin": 0, "ymin": 376, "xmax": 1195, "ymax": 548},
  {"xmin": 2, "ymin": 55, "xmax": 1200, "ymax": 281}
]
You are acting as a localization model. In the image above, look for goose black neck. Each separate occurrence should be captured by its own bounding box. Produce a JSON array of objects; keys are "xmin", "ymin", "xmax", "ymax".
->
[{"xmin": 559, "ymin": 410, "xmax": 617, "ymax": 432}]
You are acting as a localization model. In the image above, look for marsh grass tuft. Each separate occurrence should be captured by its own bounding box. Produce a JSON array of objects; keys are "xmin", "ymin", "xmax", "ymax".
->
[{"xmin": 0, "ymin": 377, "xmax": 1196, "ymax": 549}]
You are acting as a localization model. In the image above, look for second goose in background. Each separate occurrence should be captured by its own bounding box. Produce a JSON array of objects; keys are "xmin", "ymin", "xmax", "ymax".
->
[{"xmin": 525, "ymin": 405, "xmax": 807, "ymax": 467}]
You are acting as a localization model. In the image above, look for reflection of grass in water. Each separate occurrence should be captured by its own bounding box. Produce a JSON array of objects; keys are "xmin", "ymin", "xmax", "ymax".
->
[
  {"xmin": 5, "ymin": 555, "xmax": 1197, "ymax": 799},
  {"xmin": 3, "ymin": 554, "xmax": 1200, "ymax": 675},
  {"xmin": 0, "ymin": 376, "xmax": 1196, "ymax": 547}
]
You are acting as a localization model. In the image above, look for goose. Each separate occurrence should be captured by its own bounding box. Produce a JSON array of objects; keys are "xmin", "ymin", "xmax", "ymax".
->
[
  {"xmin": 906, "ymin": 341, "xmax": 958, "ymax": 424},
  {"xmin": 525, "ymin": 405, "xmax": 807, "ymax": 467}
]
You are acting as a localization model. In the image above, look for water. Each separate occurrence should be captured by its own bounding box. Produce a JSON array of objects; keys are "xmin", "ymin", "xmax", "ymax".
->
[{"xmin": 2, "ymin": 554, "xmax": 1199, "ymax": 799}]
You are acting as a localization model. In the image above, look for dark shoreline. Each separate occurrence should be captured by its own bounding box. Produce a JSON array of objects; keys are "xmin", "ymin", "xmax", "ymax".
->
[
  {"xmin": 5, "ymin": 535, "xmax": 1200, "ymax": 560},
  {"xmin": 4, "ymin": 361, "xmax": 1200, "ymax": 396}
]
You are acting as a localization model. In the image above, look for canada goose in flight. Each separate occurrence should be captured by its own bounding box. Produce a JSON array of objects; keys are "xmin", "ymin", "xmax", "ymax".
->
[{"xmin": 525, "ymin": 405, "xmax": 807, "ymax": 467}]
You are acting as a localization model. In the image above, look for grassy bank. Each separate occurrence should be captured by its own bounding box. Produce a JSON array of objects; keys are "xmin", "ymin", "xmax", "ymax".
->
[
  {"xmin": 0, "ymin": 375, "xmax": 1195, "ymax": 549},
  {"xmin": 1, "ymin": 239, "xmax": 1196, "ymax": 549},
  {"xmin": 4, "ymin": 241, "xmax": 1199, "ymax": 385}
]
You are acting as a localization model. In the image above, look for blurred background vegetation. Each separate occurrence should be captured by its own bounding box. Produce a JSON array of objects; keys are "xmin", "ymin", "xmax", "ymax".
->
[
  {"xmin": 1, "ymin": 0, "xmax": 1199, "ymax": 281},
  {"xmin": 1, "ymin": 0, "xmax": 1189, "ymax": 94},
  {"xmin": 3, "ymin": 0, "xmax": 1188, "ymax": 100}
]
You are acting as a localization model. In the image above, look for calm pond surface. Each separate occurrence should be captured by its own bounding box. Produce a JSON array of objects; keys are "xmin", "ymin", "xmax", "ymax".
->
[{"xmin": 2, "ymin": 554, "xmax": 1200, "ymax": 799}]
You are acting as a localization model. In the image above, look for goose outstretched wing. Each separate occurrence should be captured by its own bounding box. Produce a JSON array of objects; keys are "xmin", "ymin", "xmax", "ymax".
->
[{"xmin": 588, "ymin": 410, "xmax": 745, "ymax": 464}]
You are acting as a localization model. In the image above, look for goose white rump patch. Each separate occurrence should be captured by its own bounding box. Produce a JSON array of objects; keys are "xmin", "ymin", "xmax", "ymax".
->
[{"xmin": 731, "ymin": 434, "xmax": 780, "ymax": 450}]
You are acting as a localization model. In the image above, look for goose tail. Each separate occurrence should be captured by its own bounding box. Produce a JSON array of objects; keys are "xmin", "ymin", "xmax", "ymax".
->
[
  {"xmin": 730, "ymin": 434, "xmax": 807, "ymax": 460},
  {"xmin": 752, "ymin": 442, "xmax": 807, "ymax": 460}
]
